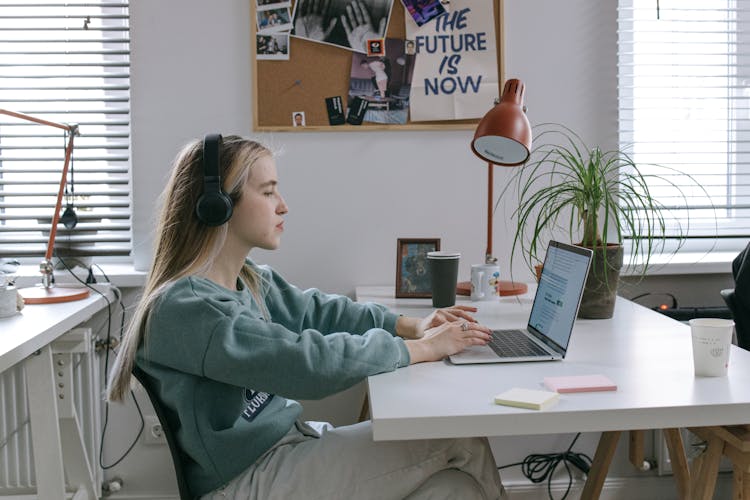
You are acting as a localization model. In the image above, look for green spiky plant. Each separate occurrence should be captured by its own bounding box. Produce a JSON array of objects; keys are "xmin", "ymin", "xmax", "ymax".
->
[{"xmin": 499, "ymin": 123, "xmax": 700, "ymax": 316}]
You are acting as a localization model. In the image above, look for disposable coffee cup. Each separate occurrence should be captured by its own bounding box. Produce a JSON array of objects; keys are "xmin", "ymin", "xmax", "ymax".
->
[
  {"xmin": 427, "ymin": 251, "xmax": 460, "ymax": 308},
  {"xmin": 689, "ymin": 318, "xmax": 734, "ymax": 377}
]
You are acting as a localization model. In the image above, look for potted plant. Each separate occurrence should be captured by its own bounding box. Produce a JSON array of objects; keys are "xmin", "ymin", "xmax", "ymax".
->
[{"xmin": 501, "ymin": 123, "xmax": 698, "ymax": 319}]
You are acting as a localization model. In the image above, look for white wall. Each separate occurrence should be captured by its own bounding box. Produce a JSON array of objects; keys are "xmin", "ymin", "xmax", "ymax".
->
[{"xmin": 130, "ymin": 0, "xmax": 618, "ymax": 295}]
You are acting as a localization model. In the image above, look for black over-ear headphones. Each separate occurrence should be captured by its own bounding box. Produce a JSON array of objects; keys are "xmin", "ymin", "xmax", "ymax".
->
[{"xmin": 195, "ymin": 133, "xmax": 233, "ymax": 226}]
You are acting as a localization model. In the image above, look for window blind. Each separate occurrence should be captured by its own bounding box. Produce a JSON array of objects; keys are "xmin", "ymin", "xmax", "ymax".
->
[
  {"xmin": 0, "ymin": 1, "xmax": 130, "ymax": 259},
  {"xmin": 618, "ymin": 0, "xmax": 750, "ymax": 251}
]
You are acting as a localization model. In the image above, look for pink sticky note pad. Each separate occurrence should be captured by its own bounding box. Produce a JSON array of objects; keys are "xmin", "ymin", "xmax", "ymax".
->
[{"xmin": 543, "ymin": 374, "xmax": 617, "ymax": 393}]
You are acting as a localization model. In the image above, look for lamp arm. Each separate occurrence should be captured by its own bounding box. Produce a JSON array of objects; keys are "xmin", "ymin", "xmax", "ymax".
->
[
  {"xmin": 486, "ymin": 162, "xmax": 494, "ymax": 262},
  {"xmin": 0, "ymin": 108, "xmax": 73, "ymax": 132},
  {"xmin": 46, "ymin": 131, "xmax": 76, "ymax": 262},
  {"xmin": 0, "ymin": 108, "xmax": 78, "ymax": 287}
]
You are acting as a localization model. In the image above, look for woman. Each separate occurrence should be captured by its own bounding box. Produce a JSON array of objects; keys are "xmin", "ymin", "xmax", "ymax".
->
[
  {"xmin": 107, "ymin": 135, "xmax": 506, "ymax": 499},
  {"xmin": 361, "ymin": 57, "xmax": 390, "ymax": 98}
]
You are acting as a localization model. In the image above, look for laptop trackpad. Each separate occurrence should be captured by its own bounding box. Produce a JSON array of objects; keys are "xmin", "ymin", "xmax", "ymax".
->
[{"xmin": 449, "ymin": 345, "xmax": 511, "ymax": 364}]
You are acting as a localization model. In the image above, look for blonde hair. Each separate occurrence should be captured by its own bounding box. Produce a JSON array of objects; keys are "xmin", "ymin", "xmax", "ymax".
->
[{"xmin": 107, "ymin": 135, "xmax": 271, "ymax": 402}]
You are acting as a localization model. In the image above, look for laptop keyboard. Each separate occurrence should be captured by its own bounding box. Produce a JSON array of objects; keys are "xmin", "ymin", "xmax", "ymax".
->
[{"xmin": 489, "ymin": 329, "xmax": 549, "ymax": 357}]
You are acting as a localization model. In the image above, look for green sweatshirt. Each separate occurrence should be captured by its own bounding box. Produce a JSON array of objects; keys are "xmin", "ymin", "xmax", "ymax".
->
[{"xmin": 136, "ymin": 261, "xmax": 410, "ymax": 496}]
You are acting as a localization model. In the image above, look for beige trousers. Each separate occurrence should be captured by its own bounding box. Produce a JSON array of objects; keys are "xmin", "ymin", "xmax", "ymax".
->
[{"xmin": 201, "ymin": 420, "xmax": 507, "ymax": 500}]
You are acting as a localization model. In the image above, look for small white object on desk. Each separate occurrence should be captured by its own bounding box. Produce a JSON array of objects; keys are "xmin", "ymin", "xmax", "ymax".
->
[
  {"xmin": 494, "ymin": 387, "xmax": 560, "ymax": 411},
  {"xmin": 0, "ymin": 283, "xmax": 23, "ymax": 318}
]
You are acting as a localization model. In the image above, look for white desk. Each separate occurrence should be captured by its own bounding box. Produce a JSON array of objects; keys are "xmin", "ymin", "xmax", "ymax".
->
[
  {"xmin": 0, "ymin": 291, "xmax": 111, "ymax": 500},
  {"xmin": 357, "ymin": 286, "xmax": 750, "ymax": 498}
]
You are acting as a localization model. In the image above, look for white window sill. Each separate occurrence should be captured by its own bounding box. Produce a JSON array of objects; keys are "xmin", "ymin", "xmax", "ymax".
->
[
  {"xmin": 10, "ymin": 263, "xmax": 147, "ymax": 289},
  {"xmin": 621, "ymin": 251, "xmax": 737, "ymax": 277}
]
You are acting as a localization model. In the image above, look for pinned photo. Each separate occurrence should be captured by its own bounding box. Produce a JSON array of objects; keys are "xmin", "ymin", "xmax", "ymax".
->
[
  {"xmin": 348, "ymin": 38, "xmax": 414, "ymax": 124},
  {"xmin": 257, "ymin": 34, "xmax": 290, "ymax": 60},
  {"xmin": 257, "ymin": 7, "xmax": 292, "ymax": 33},
  {"xmin": 404, "ymin": 39, "xmax": 416, "ymax": 55},
  {"xmin": 402, "ymin": 0, "xmax": 446, "ymax": 26},
  {"xmin": 292, "ymin": 0, "xmax": 393, "ymax": 54},
  {"xmin": 292, "ymin": 111, "xmax": 306, "ymax": 127},
  {"xmin": 367, "ymin": 38, "xmax": 385, "ymax": 56}
]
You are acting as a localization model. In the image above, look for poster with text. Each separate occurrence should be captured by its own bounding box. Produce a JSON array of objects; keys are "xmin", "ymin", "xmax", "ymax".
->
[{"xmin": 406, "ymin": 0, "xmax": 498, "ymax": 121}]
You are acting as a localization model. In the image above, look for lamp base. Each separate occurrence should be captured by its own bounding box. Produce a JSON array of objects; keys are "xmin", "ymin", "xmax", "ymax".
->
[
  {"xmin": 457, "ymin": 280, "xmax": 528, "ymax": 297},
  {"xmin": 19, "ymin": 285, "xmax": 89, "ymax": 305}
]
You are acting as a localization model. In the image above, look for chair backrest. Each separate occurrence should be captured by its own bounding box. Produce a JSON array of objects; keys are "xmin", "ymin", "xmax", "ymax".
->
[
  {"xmin": 722, "ymin": 288, "xmax": 749, "ymax": 351},
  {"xmin": 726, "ymin": 242, "xmax": 750, "ymax": 351},
  {"xmin": 132, "ymin": 366, "xmax": 194, "ymax": 500}
]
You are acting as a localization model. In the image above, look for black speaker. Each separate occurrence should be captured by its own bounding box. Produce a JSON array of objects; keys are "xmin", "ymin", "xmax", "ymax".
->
[{"xmin": 195, "ymin": 134, "xmax": 233, "ymax": 226}]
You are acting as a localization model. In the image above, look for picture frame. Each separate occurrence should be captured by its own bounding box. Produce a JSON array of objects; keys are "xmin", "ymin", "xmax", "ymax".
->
[{"xmin": 395, "ymin": 238, "xmax": 440, "ymax": 298}]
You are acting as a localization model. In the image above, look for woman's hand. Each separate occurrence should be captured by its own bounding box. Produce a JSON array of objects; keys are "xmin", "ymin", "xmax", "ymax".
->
[
  {"xmin": 420, "ymin": 305, "xmax": 483, "ymax": 335},
  {"xmin": 396, "ymin": 305, "xmax": 483, "ymax": 340},
  {"xmin": 405, "ymin": 320, "xmax": 491, "ymax": 364}
]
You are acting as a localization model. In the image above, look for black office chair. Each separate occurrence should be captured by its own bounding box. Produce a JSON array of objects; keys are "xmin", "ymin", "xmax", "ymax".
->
[
  {"xmin": 132, "ymin": 366, "xmax": 195, "ymax": 500},
  {"xmin": 721, "ymin": 242, "xmax": 750, "ymax": 351}
]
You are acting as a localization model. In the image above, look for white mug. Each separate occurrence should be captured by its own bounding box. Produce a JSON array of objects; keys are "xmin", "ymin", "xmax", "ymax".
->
[
  {"xmin": 0, "ymin": 286, "xmax": 19, "ymax": 318},
  {"xmin": 470, "ymin": 264, "xmax": 500, "ymax": 301}
]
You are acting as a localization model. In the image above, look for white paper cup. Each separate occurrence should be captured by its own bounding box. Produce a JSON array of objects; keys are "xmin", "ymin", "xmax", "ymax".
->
[{"xmin": 689, "ymin": 318, "xmax": 734, "ymax": 377}]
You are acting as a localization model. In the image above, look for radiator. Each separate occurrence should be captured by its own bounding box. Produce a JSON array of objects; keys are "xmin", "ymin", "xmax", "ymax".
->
[{"xmin": 0, "ymin": 328, "xmax": 103, "ymax": 496}]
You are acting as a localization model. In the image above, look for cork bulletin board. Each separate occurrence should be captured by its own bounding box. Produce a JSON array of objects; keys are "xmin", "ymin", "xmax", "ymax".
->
[{"xmin": 251, "ymin": 0, "xmax": 504, "ymax": 131}]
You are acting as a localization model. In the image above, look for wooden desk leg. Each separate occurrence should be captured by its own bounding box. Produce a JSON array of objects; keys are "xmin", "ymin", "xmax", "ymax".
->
[
  {"xmin": 691, "ymin": 431, "xmax": 724, "ymax": 500},
  {"xmin": 359, "ymin": 392, "xmax": 370, "ymax": 422},
  {"xmin": 734, "ymin": 464, "xmax": 750, "ymax": 500},
  {"xmin": 581, "ymin": 431, "xmax": 621, "ymax": 500},
  {"xmin": 663, "ymin": 428, "xmax": 691, "ymax": 500}
]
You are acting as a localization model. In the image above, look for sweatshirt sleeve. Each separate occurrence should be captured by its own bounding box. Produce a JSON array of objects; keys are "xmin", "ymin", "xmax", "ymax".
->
[
  {"xmin": 257, "ymin": 264, "xmax": 400, "ymax": 337},
  {"xmin": 144, "ymin": 278, "xmax": 410, "ymax": 401}
]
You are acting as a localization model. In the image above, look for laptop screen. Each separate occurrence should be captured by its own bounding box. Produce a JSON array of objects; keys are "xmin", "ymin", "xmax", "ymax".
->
[{"xmin": 527, "ymin": 242, "xmax": 592, "ymax": 352}]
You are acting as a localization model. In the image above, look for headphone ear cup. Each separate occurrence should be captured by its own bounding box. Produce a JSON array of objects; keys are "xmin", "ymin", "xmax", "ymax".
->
[
  {"xmin": 196, "ymin": 133, "xmax": 233, "ymax": 226},
  {"xmin": 195, "ymin": 191, "xmax": 233, "ymax": 227}
]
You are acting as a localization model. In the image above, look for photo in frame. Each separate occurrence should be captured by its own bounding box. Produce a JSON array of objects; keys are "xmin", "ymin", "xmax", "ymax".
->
[{"xmin": 395, "ymin": 238, "xmax": 440, "ymax": 298}]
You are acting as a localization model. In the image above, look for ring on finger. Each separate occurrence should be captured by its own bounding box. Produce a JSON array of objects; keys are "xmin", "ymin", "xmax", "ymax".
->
[{"xmin": 460, "ymin": 322, "xmax": 469, "ymax": 332}]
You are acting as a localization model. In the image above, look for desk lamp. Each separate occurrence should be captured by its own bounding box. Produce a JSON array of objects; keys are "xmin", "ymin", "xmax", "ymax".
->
[
  {"xmin": 0, "ymin": 108, "xmax": 89, "ymax": 304},
  {"xmin": 457, "ymin": 79, "xmax": 532, "ymax": 296}
]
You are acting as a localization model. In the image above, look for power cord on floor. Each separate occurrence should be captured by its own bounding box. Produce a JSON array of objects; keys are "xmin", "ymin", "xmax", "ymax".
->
[{"xmin": 498, "ymin": 433, "xmax": 592, "ymax": 500}]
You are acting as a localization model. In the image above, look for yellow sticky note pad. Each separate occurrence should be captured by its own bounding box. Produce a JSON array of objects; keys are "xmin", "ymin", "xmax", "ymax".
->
[{"xmin": 494, "ymin": 387, "xmax": 560, "ymax": 411}]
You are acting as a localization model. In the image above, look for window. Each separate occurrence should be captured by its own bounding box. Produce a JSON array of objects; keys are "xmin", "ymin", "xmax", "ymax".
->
[
  {"xmin": 618, "ymin": 0, "xmax": 749, "ymax": 254},
  {"xmin": 0, "ymin": 1, "xmax": 130, "ymax": 260}
]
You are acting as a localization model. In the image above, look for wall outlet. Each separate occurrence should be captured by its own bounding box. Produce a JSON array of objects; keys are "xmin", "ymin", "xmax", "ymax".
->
[{"xmin": 143, "ymin": 415, "xmax": 166, "ymax": 445}]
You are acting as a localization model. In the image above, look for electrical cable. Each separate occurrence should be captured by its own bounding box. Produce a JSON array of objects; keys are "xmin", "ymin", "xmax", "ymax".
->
[
  {"xmin": 630, "ymin": 292, "xmax": 678, "ymax": 309},
  {"xmin": 55, "ymin": 256, "xmax": 144, "ymax": 470},
  {"xmin": 0, "ymin": 418, "xmax": 29, "ymax": 452},
  {"xmin": 498, "ymin": 433, "xmax": 593, "ymax": 500}
]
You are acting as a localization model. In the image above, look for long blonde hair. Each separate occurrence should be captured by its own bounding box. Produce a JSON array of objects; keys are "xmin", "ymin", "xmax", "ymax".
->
[{"xmin": 107, "ymin": 136, "xmax": 271, "ymax": 402}]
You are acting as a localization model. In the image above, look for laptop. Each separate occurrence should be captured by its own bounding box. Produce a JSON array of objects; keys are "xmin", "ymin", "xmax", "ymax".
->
[{"xmin": 449, "ymin": 241, "xmax": 593, "ymax": 364}]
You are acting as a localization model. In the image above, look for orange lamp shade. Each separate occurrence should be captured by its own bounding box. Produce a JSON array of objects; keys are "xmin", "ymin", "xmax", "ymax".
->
[{"xmin": 471, "ymin": 79, "xmax": 532, "ymax": 166}]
